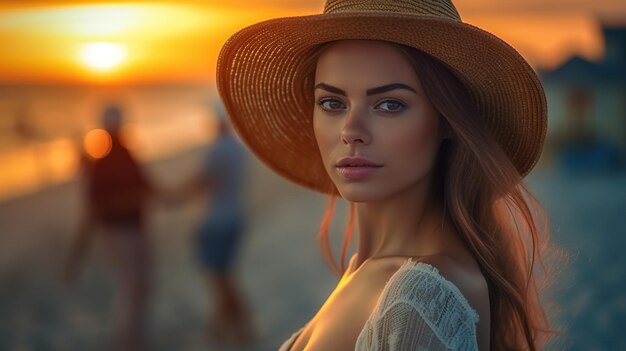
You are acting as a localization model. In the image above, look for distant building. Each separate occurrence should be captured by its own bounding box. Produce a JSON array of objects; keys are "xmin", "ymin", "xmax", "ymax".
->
[{"xmin": 540, "ymin": 24, "xmax": 626, "ymax": 172}]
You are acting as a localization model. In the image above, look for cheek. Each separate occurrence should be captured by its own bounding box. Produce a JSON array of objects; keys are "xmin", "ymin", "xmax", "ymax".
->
[
  {"xmin": 387, "ymin": 117, "xmax": 440, "ymax": 178},
  {"xmin": 313, "ymin": 115, "xmax": 336, "ymax": 167}
]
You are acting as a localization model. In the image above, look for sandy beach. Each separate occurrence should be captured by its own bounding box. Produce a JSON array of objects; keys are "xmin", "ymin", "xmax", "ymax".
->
[{"xmin": 1, "ymin": 145, "xmax": 625, "ymax": 350}]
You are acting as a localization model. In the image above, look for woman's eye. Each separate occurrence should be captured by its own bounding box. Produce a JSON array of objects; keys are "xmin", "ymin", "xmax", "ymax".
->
[
  {"xmin": 318, "ymin": 99, "xmax": 345, "ymax": 112},
  {"xmin": 376, "ymin": 100, "xmax": 405, "ymax": 112}
]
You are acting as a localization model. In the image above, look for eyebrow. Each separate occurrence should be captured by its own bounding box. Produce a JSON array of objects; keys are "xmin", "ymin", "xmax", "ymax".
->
[
  {"xmin": 367, "ymin": 83, "xmax": 418, "ymax": 95},
  {"xmin": 315, "ymin": 83, "xmax": 346, "ymax": 96},
  {"xmin": 314, "ymin": 83, "xmax": 418, "ymax": 96}
]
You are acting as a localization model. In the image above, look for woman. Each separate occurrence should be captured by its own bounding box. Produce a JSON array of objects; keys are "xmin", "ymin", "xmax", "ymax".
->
[{"xmin": 217, "ymin": 0, "xmax": 558, "ymax": 350}]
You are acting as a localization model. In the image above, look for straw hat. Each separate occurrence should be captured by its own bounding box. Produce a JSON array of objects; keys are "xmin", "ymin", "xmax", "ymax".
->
[{"xmin": 216, "ymin": 0, "xmax": 547, "ymax": 195}]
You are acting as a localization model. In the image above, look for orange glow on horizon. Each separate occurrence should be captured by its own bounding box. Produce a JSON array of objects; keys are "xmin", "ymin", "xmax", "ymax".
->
[
  {"xmin": 84, "ymin": 129, "xmax": 112, "ymax": 159},
  {"xmin": 47, "ymin": 138, "xmax": 81, "ymax": 182},
  {"xmin": 0, "ymin": 2, "xmax": 310, "ymax": 85},
  {"xmin": 0, "ymin": 1, "xmax": 622, "ymax": 84},
  {"xmin": 0, "ymin": 138, "xmax": 81, "ymax": 200}
]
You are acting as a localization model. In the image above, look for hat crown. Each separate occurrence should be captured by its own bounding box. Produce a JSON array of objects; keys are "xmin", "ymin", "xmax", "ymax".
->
[{"xmin": 323, "ymin": 0, "xmax": 461, "ymax": 21}]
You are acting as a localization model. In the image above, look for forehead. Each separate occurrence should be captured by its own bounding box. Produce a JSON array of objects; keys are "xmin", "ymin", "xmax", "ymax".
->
[{"xmin": 314, "ymin": 40, "xmax": 421, "ymax": 90}]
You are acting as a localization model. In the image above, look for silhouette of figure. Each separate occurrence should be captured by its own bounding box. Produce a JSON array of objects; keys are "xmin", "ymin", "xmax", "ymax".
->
[{"xmin": 65, "ymin": 104, "xmax": 153, "ymax": 351}]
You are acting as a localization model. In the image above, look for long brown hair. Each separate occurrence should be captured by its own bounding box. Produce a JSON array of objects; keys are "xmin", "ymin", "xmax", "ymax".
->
[{"xmin": 309, "ymin": 41, "xmax": 561, "ymax": 350}]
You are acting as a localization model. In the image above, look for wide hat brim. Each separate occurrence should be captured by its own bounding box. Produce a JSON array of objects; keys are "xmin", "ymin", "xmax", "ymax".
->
[{"xmin": 217, "ymin": 12, "xmax": 547, "ymax": 195}]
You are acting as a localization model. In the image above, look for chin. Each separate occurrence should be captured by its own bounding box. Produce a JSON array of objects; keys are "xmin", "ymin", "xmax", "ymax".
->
[{"xmin": 335, "ymin": 182, "xmax": 391, "ymax": 203}]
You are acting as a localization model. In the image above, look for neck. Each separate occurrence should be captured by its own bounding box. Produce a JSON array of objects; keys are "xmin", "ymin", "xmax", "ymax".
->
[{"xmin": 353, "ymin": 173, "xmax": 448, "ymax": 267}]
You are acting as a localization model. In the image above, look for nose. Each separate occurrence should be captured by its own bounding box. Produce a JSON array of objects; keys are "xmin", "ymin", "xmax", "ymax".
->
[{"xmin": 341, "ymin": 105, "xmax": 371, "ymax": 145}]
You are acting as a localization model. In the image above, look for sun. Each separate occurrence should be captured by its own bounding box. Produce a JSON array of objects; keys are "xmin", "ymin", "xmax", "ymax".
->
[{"xmin": 80, "ymin": 42, "xmax": 127, "ymax": 71}]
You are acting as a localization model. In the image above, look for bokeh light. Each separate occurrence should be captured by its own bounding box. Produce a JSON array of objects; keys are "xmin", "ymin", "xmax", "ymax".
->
[{"xmin": 83, "ymin": 128, "xmax": 112, "ymax": 159}]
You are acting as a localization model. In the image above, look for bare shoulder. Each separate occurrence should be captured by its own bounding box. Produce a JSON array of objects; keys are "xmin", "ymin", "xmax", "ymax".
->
[
  {"xmin": 418, "ymin": 254, "xmax": 489, "ymax": 316},
  {"xmin": 354, "ymin": 253, "xmax": 488, "ymax": 313}
]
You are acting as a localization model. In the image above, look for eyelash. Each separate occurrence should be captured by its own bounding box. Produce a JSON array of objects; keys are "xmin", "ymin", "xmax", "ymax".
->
[
  {"xmin": 317, "ymin": 98, "xmax": 345, "ymax": 112},
  {"xmin": 317, "ymin": 98, "xmax": 406, "ymax": 114},
  {"xmin": 376, "ymin": 100, "xmax": 406, "ymax": 113}
]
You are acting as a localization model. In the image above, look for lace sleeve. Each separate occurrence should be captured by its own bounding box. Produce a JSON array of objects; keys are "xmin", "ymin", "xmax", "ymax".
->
[{"xmin": 355, "ymin": 260, "xmax": 480, "ymax": 351}]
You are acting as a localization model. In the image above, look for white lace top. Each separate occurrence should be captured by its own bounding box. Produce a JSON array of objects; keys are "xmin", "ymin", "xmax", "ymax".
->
[{"xmin": 279, "ymin": 259, "xmax": 480, "ymax": 351}]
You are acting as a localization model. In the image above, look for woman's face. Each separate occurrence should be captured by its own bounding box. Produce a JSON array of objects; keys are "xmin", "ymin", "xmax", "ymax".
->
[{"xmin": 313, "ymin": 40, "xmax": 443, "ymax": 202}]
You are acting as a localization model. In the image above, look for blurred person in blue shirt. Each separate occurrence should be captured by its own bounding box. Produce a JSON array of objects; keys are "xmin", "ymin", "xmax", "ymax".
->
[{"xmin": 175, "ymin": 99, "xmax": 254, "ymax": 345}]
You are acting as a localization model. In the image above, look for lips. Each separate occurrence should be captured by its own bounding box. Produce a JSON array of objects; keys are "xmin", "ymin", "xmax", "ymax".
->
[
  {"xmin": 336, "ymin": 157, "xmax": 383, "ymax": 168},
  {"xmin": 335, "ymin": 157, "xmax": 383, "ymax": 181}
]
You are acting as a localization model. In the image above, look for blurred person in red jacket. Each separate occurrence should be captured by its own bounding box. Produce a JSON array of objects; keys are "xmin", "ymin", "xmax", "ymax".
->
[{"xmin": 65, "ymin": 104, "xmax": 153, "ymax": 351}]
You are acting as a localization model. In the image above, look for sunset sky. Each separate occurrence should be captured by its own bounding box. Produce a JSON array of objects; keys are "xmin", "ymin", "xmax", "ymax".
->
[{"xmin": 1, "ymin": 0, "xmax": 625, "ymax": 85}]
